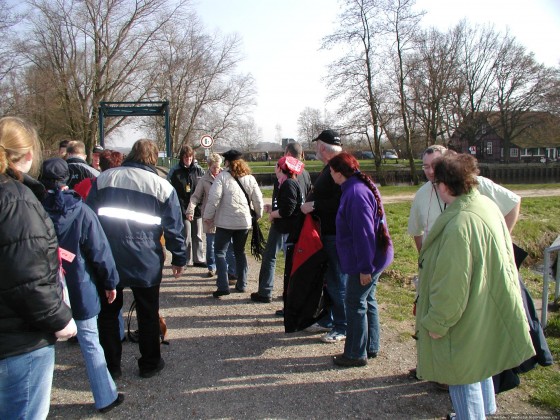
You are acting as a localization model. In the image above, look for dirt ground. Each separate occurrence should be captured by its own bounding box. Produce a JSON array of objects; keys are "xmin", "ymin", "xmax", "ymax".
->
[
  {"xmin": 49, "ymin": 260, "xmax": 557, "ymax": 419},
  {"xmin": 47, "ymin": 187, "xmax": 560, "ymax": 419}
]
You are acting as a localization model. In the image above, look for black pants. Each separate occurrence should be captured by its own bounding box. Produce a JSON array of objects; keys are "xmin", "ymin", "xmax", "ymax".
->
[{"xmin": 98, "ymin": 285, "xmax": 162, "ymax": 373}]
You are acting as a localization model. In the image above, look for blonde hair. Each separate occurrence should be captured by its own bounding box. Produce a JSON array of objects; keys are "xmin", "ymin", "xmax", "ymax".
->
[
  {"xmin": 66, "ymin": 140, "xmax": 86, "ymax": 156},
  {"xmin": 207, "ymin": 153, "xmax": 223, "ymax": 167},
  {"xmin": 0, "ymin": 116, "xmax": 42, "ymax": 177},
  {"xmin": 229, "ymin": 159, "xmax": 251, "ymax": 177}
]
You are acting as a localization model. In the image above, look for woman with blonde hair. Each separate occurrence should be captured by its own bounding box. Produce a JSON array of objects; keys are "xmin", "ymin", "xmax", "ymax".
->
[
  {"xmin": 0, "ymin": 116, "xmax": 77, "ymax": 419},
  {"xmin": 186, "ymin": 152, "xmax": 236, "ymax": 278},
  {"xmin": 203, "ymin": 150, "xmax": 263, "ymax": 297}
]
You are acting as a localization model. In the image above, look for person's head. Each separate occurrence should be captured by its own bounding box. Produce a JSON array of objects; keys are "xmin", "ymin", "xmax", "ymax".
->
[
  {"xmin": 421, "ymin": 144, "xmax": 447, "ymax": 182},
  {"xmin": 58, "ymin": 140, "xmax": 69, "ymax": 157},
  {"xmin": 276, "ymin": 156, "xmax": 304, "ymax": 181},
  {"xmin": 433, "ymin": 153, "xmax": 479, "ymax": 201},
  {"xmin": 313, "ymin": 129, "xmax": 342, "ymax": 163},
  {"xmin": 179, "ymin": 144, "xmax": 195, "ymax": 167},
  {"xmin": 222, "ymin": 149, "xmax": 251, "ymax": 177},
  {"xmin": 39, "ymin": 157, "xmax": 69, "ymax": 190},
  {"xmin": 66, "ymin": 140, "xmax": 87, "ymax": 159},
  {"xmin": 285, "ymin": 142, "xmax": 303, "ymax": 160},
  {"xmin": 0, "ymin": 116, "xmax": 42, "ymax": 177},
  {"xmin": 328, "ymin": 152, "xmax": 360, "ymax": 185},
  {"xmin": 207, "ymin": 153, "xmax": 223, "ymax": 177},
  {"xmin": 125, "ymin": 139, "xmax": 158, "ymax": 166},
  {"xmin": 99, "ymin": 149, "xmax": 124, "ymax": 171}
]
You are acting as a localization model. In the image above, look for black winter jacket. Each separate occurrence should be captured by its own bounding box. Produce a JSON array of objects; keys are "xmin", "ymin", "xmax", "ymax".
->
[
  {"xmin": 66, "ymin": 157, "xmax": 100, "ymax": 189},
  {"xmin": 167, "ymin": 161, "xmax": 204, "ymax": 219},
  {"xmin": 0, "ymin": 174, "xmax": 72, "ymax": 359}
]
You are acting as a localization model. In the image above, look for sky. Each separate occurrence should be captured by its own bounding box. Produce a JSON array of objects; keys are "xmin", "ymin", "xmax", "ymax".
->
[{"xmin": 194, "ymin": 0, "xmax": 560, "ymax": 144}]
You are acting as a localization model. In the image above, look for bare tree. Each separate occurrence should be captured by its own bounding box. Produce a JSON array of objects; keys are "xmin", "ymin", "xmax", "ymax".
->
[
  {"xmin": 381, "ymin": 0, "xmax": 425, "ymax": 183},
  {"xmin": 297, "ymin": 107, "xmax": 330, "ymax": 149},
  {"xmin": 146, "ymin": 19, "xmax": 255, "ymax": 155},
  {"xmin": 17, "ymin": 0, "xmax": 189, "ymax": 153},
  {"xmin": 228, "ymin": 117, "xmax": 262, "ymax": 151},
  {"xmin": 323, "ymin": 0, "xmax": 387, "ymax": 181},
  {"xmin": 409, "ymin": 26, "xmax": 460, "ymax": 148},
  {"xmin": 492, "ymin": 35, "xmax": 556, "ymax": 162}
]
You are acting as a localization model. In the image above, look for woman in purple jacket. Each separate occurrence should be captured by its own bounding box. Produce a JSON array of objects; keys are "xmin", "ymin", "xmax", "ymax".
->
[{"xmin": 328, "ymin": 152, "xmax": 393, "ymax": 367}]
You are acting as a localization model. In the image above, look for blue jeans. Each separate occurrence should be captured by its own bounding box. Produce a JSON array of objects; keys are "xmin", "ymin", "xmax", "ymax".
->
[
  {"xmin": 319, "ymin": 235, "xmax": 347, "ymax": 334},
  {"xmin": 206, "ymin": 233, "xmax": 236, "ymax": 274},
  {"xmin": 0, "ymin": 345, "xmax": 54, "ymax": 420},
  {"xmin": 76, "ymin": 317, "xmax": 118, "ymax": 409},
  {"xmin": 257, "ymin": 224, "xmax": 286, "ymax": 298},
  {"xmin": 343, "ymin": 272, "xmax": 381, "ymax": 359},
  {"xmin": 449, "ymin": 378, "xmax": 496, "ymax": 420},
  {"xmin": 215, "ymin": 228, "xmax": 249, "ymax": 291}
]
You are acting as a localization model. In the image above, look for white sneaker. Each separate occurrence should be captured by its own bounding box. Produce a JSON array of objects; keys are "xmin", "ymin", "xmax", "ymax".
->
[
  {"xmin": 304, "ymin": 323, "xmax": 331, "ymax": 333},
  {"xmin": 320, "ymin": 331, "xmax": 346, "ymax": 343}
]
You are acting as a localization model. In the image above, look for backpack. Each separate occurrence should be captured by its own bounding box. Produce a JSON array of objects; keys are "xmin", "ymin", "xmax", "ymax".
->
[{"xmin": 126, "ymin": 300, "xmax": 169, "ymax": 345}]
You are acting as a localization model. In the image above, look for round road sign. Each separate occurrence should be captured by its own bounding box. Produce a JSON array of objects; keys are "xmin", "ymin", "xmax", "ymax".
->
[{"xmin": 200, "ymin": 135, "xmax": 214, "ymax": 148}]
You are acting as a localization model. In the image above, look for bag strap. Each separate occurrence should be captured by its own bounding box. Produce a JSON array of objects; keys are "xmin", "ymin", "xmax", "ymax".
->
[{"xmin": 232, "ymin": 173, "xmax": 253, "ymax": 213}]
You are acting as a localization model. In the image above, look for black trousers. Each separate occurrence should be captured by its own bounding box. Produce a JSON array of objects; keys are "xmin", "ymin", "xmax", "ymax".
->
[{"xmin": 98, "ymin": 285, "xmax": 162, "ymax": 373}]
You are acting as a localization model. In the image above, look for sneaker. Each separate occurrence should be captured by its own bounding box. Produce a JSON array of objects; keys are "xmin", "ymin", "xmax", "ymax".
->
[
  {"xmin": 304, "ymin": 323, "xmax": 332, "ymax": 333},
  {"xmin": 320, "ymin": 331, "xmax": 346, "ymax": 343},
  {"xmin": 98, "ymin": 393, "xmax": 125, "ymax": 413},
  {"xmin": 250, "ymin": 292, "xmax": 272, "ymax": 303},
  {"xmin": 333, "ymin": 354, "xmax": 367, "ymax": 367},
  {"xmin": 367, "ymin": 352, "xmax": 378, "ymax": 359},
  {"xmin": 275, "ymin": 309, "xmax": 284, "ymax": 317},
  {"xmin": 207, "ymin": 270, "xmax": 215, "ymax": 278}
]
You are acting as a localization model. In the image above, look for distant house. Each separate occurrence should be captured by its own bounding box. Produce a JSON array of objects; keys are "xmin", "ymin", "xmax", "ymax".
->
[{"xmin": 449, "ymin": 112, "xmax": 560, "ymax": 163}]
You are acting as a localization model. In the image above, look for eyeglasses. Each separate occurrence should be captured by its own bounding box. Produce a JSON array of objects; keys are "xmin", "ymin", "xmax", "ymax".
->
[{"xmin": 421, "ymin": 164, "xmax": 433, "ymax": 170}]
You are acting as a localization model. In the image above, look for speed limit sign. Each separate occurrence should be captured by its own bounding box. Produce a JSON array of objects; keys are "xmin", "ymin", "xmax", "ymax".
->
[{"xmin": 200, "ymin": 135, "xmax": 214, "ymax": 148}]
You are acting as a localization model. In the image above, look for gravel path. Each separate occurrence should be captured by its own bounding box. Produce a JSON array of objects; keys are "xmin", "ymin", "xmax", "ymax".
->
[{"xmin": 49, "ymin": 251, "xmax": 556, "ymax": 419}]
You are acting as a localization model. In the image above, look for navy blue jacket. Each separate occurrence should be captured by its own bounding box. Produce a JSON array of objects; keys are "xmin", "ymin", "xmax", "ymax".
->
[
  {"xmin": 42, "ymin": 189, "xmax": 119, "ymax": 320},
  {"xmin": 86, "ymin": 162, "xmax": 187, "ymax": 287}
]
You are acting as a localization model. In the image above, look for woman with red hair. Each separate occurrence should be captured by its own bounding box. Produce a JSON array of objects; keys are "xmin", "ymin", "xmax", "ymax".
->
[{"xmin": 328, "ymin": 152, "xmax": 393, "ymax": 367}]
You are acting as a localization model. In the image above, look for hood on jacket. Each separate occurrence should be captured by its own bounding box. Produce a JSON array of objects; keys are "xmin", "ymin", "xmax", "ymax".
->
[{"xmin": 42, "ymin": 190, "xmax": 82, "ymax": 235}]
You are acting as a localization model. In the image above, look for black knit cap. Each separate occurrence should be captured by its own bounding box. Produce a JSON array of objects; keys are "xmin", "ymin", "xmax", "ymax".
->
[
  {"xmin": 222, "ymin": 149, "xmax": 243, "ymax": 162},
  {"xmin": 312, "ymin": 129, "xmax": 341, "ymax": 145},
  {"xmin": 40, "ymin": 157, "xmax": 69, "ymax": 190}
]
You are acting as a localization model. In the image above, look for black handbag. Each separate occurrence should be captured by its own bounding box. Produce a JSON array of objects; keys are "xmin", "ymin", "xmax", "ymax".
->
[{"xmin": 233, "ymin": 175, "xmax": 266, "ymax": 260}]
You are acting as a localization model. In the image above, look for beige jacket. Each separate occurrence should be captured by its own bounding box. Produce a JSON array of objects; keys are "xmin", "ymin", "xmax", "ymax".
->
[
  {"xmin": 203, "ymin": 170, "xmax": 263, "ymax": 230},
  {"xmin": 187, "ymin": 169, "xmax": 217, "ymax": 234}
]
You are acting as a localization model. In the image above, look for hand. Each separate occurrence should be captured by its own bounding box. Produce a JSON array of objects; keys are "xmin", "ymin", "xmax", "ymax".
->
[
  {"xmin": 55, "ymin": 318, "xmax": 77, "ymax": 340},
  {"xmin": 300, "ymin": 201, "xmax": 314, "ymax": 214},
  {"xmin": 186, "ymin": 215, "xmax": 193, "ymax": 221},
  {"xmin": 429, "ymin": 331, "xmax": 442, "ymax": 339},
  {"xmin": 172, "ymin": 265, "xmax": 184, "ymax": 278},
  {"xmin": 359, "ymin": 273, "xmax": 372, "ymax": 286},
  {"xmin": 105, "ymin": 289, "xmax": 117, "ymax": 304}
]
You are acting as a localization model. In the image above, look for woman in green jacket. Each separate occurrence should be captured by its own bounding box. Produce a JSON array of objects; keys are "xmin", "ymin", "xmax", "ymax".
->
[{"xmin": 416, "ymin": 153, "xmax": 534, "ymax": 419}]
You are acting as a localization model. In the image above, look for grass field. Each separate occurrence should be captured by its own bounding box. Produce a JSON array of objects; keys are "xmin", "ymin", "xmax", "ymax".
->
[{"xmin": 257, "ymin": 186, "xmax": 560, "ymax": 412}]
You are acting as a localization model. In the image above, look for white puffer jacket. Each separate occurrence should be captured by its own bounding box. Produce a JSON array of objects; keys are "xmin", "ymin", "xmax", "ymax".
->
[{"xmin": 203, "ymin": 169, "xmax": 264, "ymax": 230}]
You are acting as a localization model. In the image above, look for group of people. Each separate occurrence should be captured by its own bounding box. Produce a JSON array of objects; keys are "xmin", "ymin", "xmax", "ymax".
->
[{"xmin": 0, "ymin": 115, "xmax": 537, "ymax": 420}]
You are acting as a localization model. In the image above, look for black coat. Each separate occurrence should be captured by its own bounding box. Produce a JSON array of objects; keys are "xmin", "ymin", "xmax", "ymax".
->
[
  {"xmin": 0, "ymin": 174, "xmax": 72, "ymax": 359},
  {"xmin": 168, "ymin": 161, "xmax": 204, "ymax": 219}
]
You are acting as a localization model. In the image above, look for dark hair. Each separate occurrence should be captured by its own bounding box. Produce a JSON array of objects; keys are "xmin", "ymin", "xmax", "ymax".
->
[
  {"xmin": 178, "ymin": 144, "xmax": 194, "ymax": 162},
  {"xmin": 125, "ymin": 139, "xmax": 158, "ymax": 166},
  {"xmin": 285, "ymin": 142, "xmax": 303, "ymax": 160},
  {"xmin": 328, "ymin": 152, "xmax": 390, "ymax": 251},
  {"xmin": 433, "ymin": 153, "xmax": 479, "ymax": 196},
  {"xmin": 99, "ymin": 150, "xmax": 124, "ymax": 171},
  {"xmin": 59, "ymin": 140, "xmax": 69, "ymax": 148}
]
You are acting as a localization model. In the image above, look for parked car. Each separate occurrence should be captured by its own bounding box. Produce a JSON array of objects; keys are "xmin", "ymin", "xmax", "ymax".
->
[
  {"xmin": 361, "ymin": 151, "xmax": 375, "ymax": 159},
  {"xmin": 383, "ymin": 150, "xmax": 399, "ymax": 160},
  {"xmin": 305, "ymin": 152, "xmax": 317, "ymax": 160}
]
